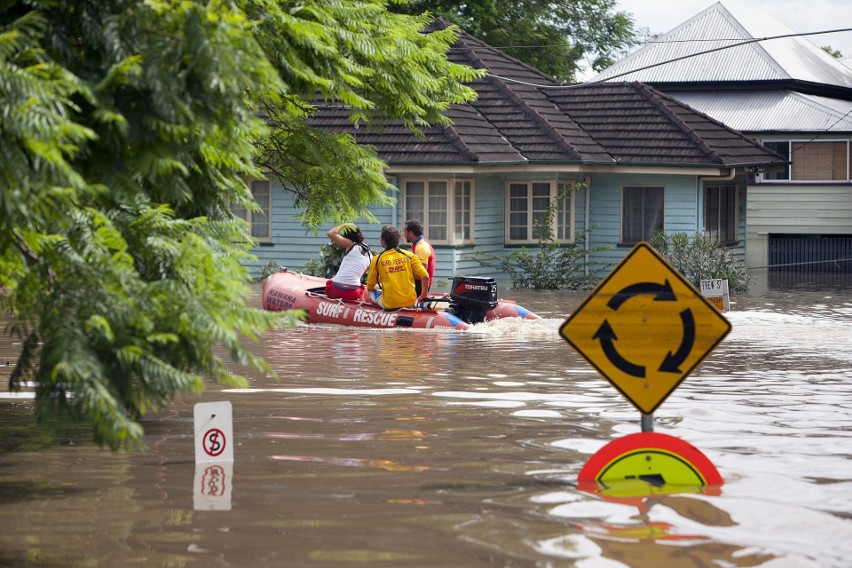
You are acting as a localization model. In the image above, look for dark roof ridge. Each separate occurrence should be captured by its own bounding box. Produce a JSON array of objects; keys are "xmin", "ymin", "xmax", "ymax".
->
[
  {"xmin": 442, "ymin": 121, "xmax": 480, "ymax": 162},
  {"xmin": 633, "ymin": 82, "xmax": 722, "ymax": 164},
  {"xmin": 434, "ymin": 17, "xmax": 564, "ymax": 84},
  {"xmin": 454, "ymin": 34, "xmax": 580, "ymax": 159}
]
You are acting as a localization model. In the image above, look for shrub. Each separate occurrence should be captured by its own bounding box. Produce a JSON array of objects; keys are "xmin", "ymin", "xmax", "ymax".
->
[
  {"xmin": 260, "ymin": 259, "xmax": 281, "ymax": 280},
  {"xmin": 649, "ymin": 232, "xmax": 750, "ymax": 292},
  {"xmin": 476, "ymin": 184, "xmax": 612, "ymax": 290},
  {"xmin": 301, "ymin": 243, "xmax": 345, "ymax": 278},
  {"xmin": 476, "ymin": 228, "xmax": 611, "ymax": 290}
]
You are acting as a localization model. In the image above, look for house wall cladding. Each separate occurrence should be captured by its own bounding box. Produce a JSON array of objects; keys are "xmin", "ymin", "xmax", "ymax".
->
[
  {"xmin": 746, "ymin": 184, "xmax": 852, "ymax": 268},
  {"xmin": 249, "ymin": 171, "xmax": 717, "ymax": 286},
  {"xmin": 586, "ymin": 172, "xmax": 703, "ymax": 266}
]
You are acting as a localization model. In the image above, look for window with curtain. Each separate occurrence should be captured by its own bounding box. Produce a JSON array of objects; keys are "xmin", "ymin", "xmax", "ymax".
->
[
  {"xmin": 761, "ymin": 140, "xmax": 850, "ymax": 181},
  {"xmin": 403, "ymin": 179, "xmax": 474, "ymax": 245},
  {"xmin": 704, "ymin": 184, "xmax": 738, "ymax": 243},
  {"xmin": 621, "ymin": 186, "xmax": 664, "ymax": 244},
  {"xmin": 505, "ymin": 181, "xmax": 574, "ymax": 244}
]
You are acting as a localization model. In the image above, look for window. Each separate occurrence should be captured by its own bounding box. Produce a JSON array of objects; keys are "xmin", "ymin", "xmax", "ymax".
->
[
  {"xmin": 403, "ymin": 179, "xmax": 473, "ymax": 244},
  {"xmin": 232, "ymin": 179, "xmax": 271, "ymax": 240},
  {"xmin": 505, "ymin": 181, "xmax": 574, "ymax": 244},
  {"xmin": 761, "ymin": 140, "xmax": 850, "ymax": 181},
  {"xmin": 761, "ymin": 141, "xmax": 790, "ymax": 180},
  {"xmin": 621, "ymin": 186, "xmax": 663, "ymax": 244},
  {"xmin": 792, "ymin": 141, "xmax": 848, "ymax": 180},
  {"xmin": 704, "ymin": 184, "xmax": 738, "ymax": 243}
]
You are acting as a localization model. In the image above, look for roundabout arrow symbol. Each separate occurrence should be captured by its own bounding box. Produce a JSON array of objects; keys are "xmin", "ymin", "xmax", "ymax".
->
[
  {"xmin": 593, "ymin": 319, "xmax": 646, "ymax": 377},
  {"xmin": 659, "ymin": 308, "xmax": 695, "ymax": 373},
  {"xmin": 607, "ymin": 280, "xmax": 676, "ymax": 310}
]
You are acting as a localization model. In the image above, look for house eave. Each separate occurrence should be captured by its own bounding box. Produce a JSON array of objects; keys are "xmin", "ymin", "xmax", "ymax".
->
[
  {"xmin": 383, "ymin": 161, "xmax": 747, "ymax": 177},
  {"xmin": 650, "ymin": 80, "xmax": 852, "ymax": 102}
]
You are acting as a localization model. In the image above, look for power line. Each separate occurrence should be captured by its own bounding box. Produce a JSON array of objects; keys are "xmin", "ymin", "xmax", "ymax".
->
[
  {"xmin": 468, "ymin": 27, "xmax": 852, "ymax": 89},
  {"xmin": 587, "ymin": 27, "xmax": 852, "ymax": 84},
  {"xmin": 746, "ymin": 257, "xmax": 852, "ymax": 270}
]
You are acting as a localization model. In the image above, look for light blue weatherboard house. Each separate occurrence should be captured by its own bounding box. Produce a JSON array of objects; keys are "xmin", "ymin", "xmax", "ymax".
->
[{"xmin": 239, "ymin": 19, "xmax": 786, "ymax": 288}]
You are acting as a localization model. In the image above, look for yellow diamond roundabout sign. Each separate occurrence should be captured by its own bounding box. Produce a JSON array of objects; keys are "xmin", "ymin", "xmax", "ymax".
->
[{"xmin": 559, "ymin": 242, "xmax": 732, "ymax": 415}]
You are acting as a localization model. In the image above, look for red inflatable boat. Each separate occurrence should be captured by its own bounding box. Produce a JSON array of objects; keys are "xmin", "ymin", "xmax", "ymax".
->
[{"xmin": 262, "ymin": 270, "xmax": 539, "ymax": 330}]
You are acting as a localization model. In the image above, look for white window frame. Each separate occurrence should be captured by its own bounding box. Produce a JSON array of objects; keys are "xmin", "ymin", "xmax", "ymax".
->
[
  {"xmin": 402, "ymin": 178, "xmax": 474, "ymax": 245},
  {"xmin": 760, "ymin": 139, "xmax": 851, "ymax": 182},
  {"xmin": 704, "ymin": 184, "xmax": 738, "ymax": 244},
  {"xmin": 505, "ymin": 180, "xmax": 575, "ymax": 245},
  {"xmin": 621, "ymin": 185, "xmax": 664, "ymax": 245},
  {"xmin": 232, "ymin": 179, "xmax": 271, "ymax": 241}
]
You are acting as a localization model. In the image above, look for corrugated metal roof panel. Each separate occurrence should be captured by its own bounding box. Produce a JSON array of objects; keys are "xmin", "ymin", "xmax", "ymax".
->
[
  {"xmin": 590, "ymin": 1, "xmax": 852, "ymax": 88},
  {"xmin": 671, "ymin": 91, "xmax": 852, "ymax": 132}
]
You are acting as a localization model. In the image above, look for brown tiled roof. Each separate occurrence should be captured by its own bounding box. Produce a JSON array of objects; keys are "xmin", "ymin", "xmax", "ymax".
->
[{"xmin": 307, "ymin": 19, "xmax": 785, "ymax": 169}]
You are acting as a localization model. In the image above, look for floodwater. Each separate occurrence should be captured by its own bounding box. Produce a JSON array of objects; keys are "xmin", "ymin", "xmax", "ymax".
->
[{"xmin": 1, "ymin": 272, "xmax": 851, "ymax": 567}]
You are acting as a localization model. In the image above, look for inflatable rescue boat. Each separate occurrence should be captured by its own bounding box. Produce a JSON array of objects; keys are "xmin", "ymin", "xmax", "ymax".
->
[{"xmin": 262, "ymin": 269, "xmax": 539, "ymax": 330}]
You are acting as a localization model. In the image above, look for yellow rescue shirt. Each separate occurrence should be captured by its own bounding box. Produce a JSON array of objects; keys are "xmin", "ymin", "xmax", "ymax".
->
[{"xmin": 366, "ymin": 248, "xmax": 428, "ymax": 309}]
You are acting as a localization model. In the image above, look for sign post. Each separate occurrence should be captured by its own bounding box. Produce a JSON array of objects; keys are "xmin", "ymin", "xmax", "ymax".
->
[{"xmin": 560, "ymin": 242, "xmax": 731, "ymax": 493}]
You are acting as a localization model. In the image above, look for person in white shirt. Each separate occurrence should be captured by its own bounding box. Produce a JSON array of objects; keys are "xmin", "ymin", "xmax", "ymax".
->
[{"xmin": 325, "ymin": 224, "xmax": 371, "ymax": 300}]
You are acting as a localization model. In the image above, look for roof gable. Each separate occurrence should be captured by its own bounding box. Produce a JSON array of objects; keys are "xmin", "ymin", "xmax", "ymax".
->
[
  {"xmin": 308, "ymin": 18, "xmax": 785, "ymax": 169},
  {"xmin": 590, "ymin": 1, "xmax": 852, "ymax": 90},
  {"xmin": 544, "ymin": 82, "xmax": 781, "ymax": 166}
]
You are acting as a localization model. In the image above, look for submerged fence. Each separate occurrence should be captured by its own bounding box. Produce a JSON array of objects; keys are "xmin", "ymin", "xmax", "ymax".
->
[{"xmin": 768, "ymin": 234, "xmax": 852, "ymax": 273}]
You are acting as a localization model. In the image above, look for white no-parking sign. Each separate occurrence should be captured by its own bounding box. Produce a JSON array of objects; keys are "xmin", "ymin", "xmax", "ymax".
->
[{"xmin": 194, "ymin": 401, "xmax": 234, "ymax": 463}]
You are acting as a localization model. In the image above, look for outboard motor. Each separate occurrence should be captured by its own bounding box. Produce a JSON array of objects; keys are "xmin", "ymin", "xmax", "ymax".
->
[{"xmin": 447, "ymin": 276, "xmax": 498, "ymax": 324}]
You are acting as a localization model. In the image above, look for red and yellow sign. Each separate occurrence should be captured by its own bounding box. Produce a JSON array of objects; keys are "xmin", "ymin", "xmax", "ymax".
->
[
  {"xmin": 578, "ymin": 431, "xmax": 723, "ymax": 489},
  {"xmin": 560, "ymin": 242, "xmax": 731, "ymax": 415}
]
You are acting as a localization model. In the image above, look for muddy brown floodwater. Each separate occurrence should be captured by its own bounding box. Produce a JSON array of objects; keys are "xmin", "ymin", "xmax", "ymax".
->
[{"xmin": 1, "ymin": 272, "xmax": 851, "ymax": 567}]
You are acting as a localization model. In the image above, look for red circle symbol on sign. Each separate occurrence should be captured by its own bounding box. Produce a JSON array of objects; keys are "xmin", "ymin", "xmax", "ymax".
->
[
  {"xmin": 203, "ymin": 428, "xmax": 226, "ymax": 457},
  {"xmin": 578, "ymin": 431, "xmax": 722, "ymax": 486},
  {"xmin": 201, "ymin": 464, "xmax": 227, "ymax": 496}
]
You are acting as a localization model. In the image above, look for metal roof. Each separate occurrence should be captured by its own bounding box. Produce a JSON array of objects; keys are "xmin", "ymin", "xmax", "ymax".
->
[
  {"xmin": 670, "ymin": 91, "xmax": 852, "ymax": 132},
  {"xmin": 589, "ymin": 1, "xmax": 852, "ymax": 89}
]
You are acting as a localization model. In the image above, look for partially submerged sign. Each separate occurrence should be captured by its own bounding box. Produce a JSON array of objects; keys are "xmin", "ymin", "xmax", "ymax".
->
[
  {"xmin": 559, "ymin": 242, "xmax": 732, "ymax": 415},
  {"xmin": 577, "ymin": 431, "xmax": 723, "ymax": 488},
  {"xmin": 194, "ymin": 401, "xmax": 234, "ymax": 511},
  {"xmin": 193, "ymin": 461, "xmax": 233, "ymax": 511},
  {"xmin": 700, "ymin": 278, "xmax": 730, "ymax": 312}
]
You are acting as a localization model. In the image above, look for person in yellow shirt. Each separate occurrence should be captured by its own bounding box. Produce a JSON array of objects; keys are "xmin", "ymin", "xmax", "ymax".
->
[{"xmin": 366, "ymin": 226, "xmax": 429, "ymax": 309}]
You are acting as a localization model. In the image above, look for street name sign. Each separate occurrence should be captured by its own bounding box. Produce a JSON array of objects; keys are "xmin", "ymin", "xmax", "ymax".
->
[
  {"xmin": 700, "ymin": 278, "xmax": 730, "ymax": 312},
  {"xmin": 559, "ymin": 242, "xmax": 731, "ymax": 415}
]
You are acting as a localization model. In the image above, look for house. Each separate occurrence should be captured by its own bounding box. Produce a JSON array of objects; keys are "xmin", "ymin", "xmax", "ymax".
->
[
  {"xmin": 241, "ymin": 18, "xmax": 785, "ymax": 287},
  {"xmin": 589, "ymin": 1, "xmax": 852, "ymax": 274}
]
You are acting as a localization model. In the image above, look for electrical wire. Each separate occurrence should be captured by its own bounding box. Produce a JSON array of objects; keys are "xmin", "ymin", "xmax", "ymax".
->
[{"xmin": 466, "ymin": 27, "xmax": 852, "ymax": 89}]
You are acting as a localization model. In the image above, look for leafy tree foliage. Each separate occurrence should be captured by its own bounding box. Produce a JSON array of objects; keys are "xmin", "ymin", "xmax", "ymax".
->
[
  {"xmin": 248, "ymin": 2, "xmax": 482, "ymax": 228},
  {"xmin": 393, "ymin": 0, "xmax": 638, "ymax": 81},
  {"xmin": 0, "ymin": 0, "xmax": 480, "ymax": 448},
  {"xmin": 821, "ymin": 45, "xmax": 843, "ymax": 59}
]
